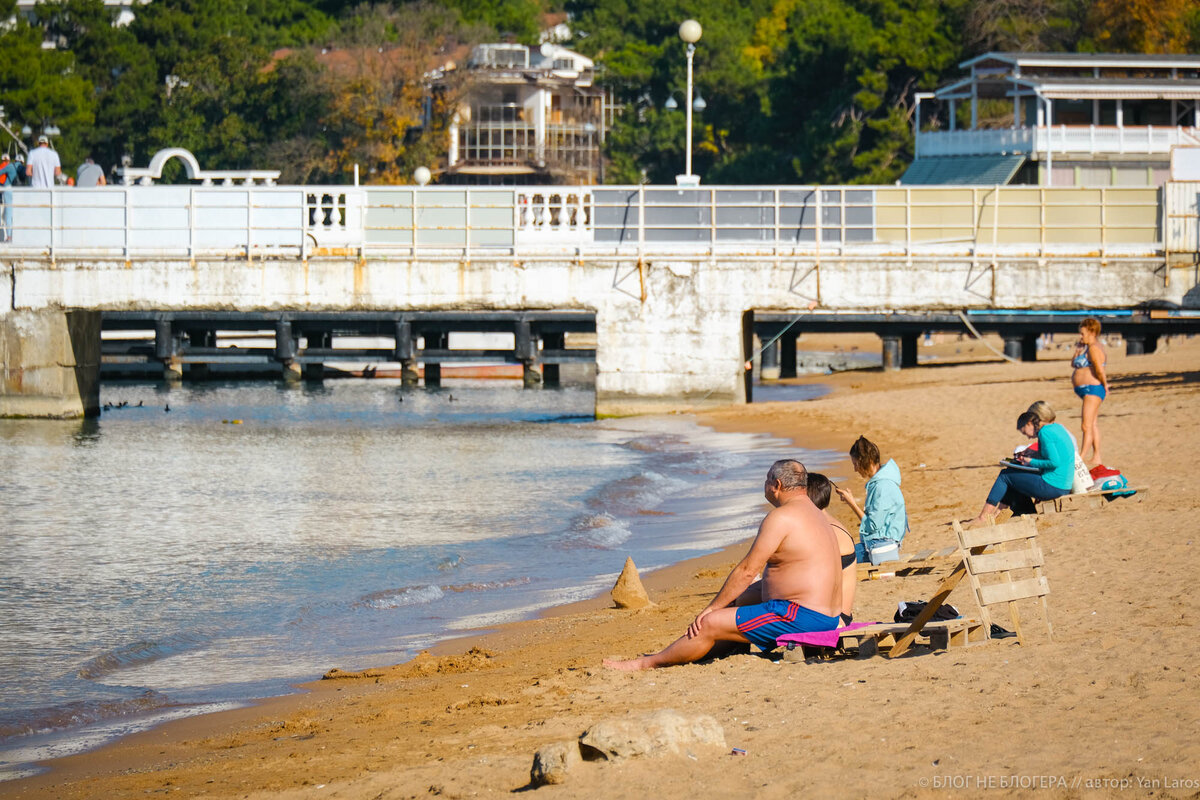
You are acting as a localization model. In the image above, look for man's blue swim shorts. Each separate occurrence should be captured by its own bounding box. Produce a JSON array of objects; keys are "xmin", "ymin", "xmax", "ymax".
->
[{"xmin": 735, "ymin": 599, "xmax": 839, "ymax": 651}]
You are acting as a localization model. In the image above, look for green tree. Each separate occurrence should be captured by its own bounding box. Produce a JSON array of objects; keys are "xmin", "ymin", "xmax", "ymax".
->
[
  {"xmin": 35, "ymin": 0, "xmax": 157, "ymax": 171},
  {"xmin": 0, "ymin": 15, "xmax": 94, "ymax": 169},
  {"xmin": 441, "ymin": 0, "xmax": 544, "ymax": 44}
]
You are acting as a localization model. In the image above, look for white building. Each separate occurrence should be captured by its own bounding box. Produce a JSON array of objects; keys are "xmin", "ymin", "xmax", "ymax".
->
[
  {"xmin": 432, "ymin": 43, "xmax": 607, "ymax": 185},
  {"xmin": 905, "ymin": 52, "xmax": 1200, "ymax": 186}
]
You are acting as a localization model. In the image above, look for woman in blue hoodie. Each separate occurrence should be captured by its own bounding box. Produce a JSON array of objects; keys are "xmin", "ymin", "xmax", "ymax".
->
[{"xmin": 834, "ymin": 436, "xmax": 908, "ymax": 565}]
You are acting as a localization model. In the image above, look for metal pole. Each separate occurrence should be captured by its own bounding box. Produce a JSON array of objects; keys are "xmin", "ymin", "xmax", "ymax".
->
[{"xmin": 685, "ymin": 42, "xmax": 695, "ymax": 178}]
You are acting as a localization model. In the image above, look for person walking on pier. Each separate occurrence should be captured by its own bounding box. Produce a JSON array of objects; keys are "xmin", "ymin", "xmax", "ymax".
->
[
  {"xmin": 0, "ymin": 151, "xmax": 17, "ymax": 242},
  {"xmin": 26, "ymin": 135, "xmax": 61, "ymax": 188},
  {"xmin": 76, "ymin": 156, "xmax": 107, "ymax": 187}
]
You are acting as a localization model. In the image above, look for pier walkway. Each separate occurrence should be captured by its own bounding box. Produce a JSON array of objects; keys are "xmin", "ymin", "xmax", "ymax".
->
[{"xmin": 2, "ymin": 182, "xmax": 1199, "ymax": 417}]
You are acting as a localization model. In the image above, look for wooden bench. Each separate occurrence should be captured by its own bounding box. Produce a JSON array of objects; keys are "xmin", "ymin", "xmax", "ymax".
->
[
  {"xmin": 1035, "ymin": 485, "xmax": 1147, "ymax": 514},
  {"xmin": 856, "ymin": 546, "xmax": 960, "ymax": 580}
]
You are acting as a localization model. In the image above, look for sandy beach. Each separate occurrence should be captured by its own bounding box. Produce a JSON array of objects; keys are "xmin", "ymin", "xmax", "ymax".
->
[{"xmin": 8, "ymin": 333, "xmax": 1200, "ymax": 799}]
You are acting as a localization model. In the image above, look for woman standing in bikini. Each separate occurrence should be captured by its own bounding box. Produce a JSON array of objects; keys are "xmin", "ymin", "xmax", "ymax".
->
[{"xmin": 1072, "ymin": 317, "xmax": 1109, "ymax": 467}]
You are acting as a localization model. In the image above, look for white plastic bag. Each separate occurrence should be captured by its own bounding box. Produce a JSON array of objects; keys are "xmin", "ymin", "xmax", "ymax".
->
[{"xmin": 1072, "ymin": 452, "xmax": 1094, "ymax": 494}]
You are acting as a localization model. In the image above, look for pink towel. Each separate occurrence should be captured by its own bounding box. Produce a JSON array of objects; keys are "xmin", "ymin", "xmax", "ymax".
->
[{"xmin": 777, "ymin": 621, "xmax": 880, "ymax": 649}]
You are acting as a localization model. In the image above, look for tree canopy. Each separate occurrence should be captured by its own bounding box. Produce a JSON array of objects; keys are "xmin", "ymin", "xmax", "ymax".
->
[{"xmin": 1, "ymin": 0, "xmax": 1197, "ymax": 185}]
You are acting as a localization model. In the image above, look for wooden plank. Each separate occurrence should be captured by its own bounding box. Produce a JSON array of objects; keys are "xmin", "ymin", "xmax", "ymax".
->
[
  {"xmin": 978, "ymin": 576, "xmax": 1049, "ymax": 605},
  {"xmin": 886, "ymin": 555, "xmax": 976, "ymax": 659},
  {"xmin": 956, "ymin": 517, "xmax": 1038, "ymax": 549},
  {"xmin": 969, "ymin": 548, "xmax": 1044, "ymax": 574}
]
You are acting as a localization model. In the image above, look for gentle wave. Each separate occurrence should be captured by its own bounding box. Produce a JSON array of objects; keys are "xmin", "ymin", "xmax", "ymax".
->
[
  {"xmin": 357, "ymin": 585, "xmax": 445, "ymax": 610},
  {"xmin": 442, "ymin": 577, "xmax": 531, "ymax": 593},
  {"xmin": 76, "ymin": 634, "xmax": 209, "ymax": 681},
  {"xmin": 0, "ymin": 691, "xmax": 170, "ymax": 742},
  {"xmin": 585, "ymin": 470, "xmax": 690, "ymax": 517},
  {"xmin": 558, "ymin": 512, "xmax": 633, "ymax": 549},
  {"xmin": 356, "ymin": 576, "xmax": 534, "ymax": 610}
]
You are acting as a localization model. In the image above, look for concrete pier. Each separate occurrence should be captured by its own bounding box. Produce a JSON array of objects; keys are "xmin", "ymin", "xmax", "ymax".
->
[
  {"xmin": 0, "ymin": 309, "xmax": 101, "ymax": 418},
  {"xmin": 5, "ymin": 180, "xmax": 1200, "ymax": 417}
]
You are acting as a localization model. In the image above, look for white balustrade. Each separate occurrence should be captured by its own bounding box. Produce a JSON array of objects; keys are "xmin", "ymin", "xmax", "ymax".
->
[{"xmin": 515, "ymin": 190, "xmax": 593, "ymax": 244}]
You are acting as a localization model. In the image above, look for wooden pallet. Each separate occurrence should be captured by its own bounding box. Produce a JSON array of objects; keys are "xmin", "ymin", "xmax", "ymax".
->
[
  {"xmin": 1035, "ymin": 486, "xmax": 1147, "ymax": 514},
  {"xmin": 856, "ymin": 546, "xmax": 960, "ymax": 580},
  {"xmin": 780, "ymin": 618, "xmax": 986, "ymax": 663}
]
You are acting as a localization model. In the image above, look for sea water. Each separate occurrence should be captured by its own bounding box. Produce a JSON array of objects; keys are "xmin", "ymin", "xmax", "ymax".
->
[{"xmin": 0, "ymin": 379, "xmax": 835, "ymax": 781}]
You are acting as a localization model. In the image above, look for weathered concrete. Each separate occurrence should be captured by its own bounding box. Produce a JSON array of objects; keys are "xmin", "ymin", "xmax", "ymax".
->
[
  {"xmin": 0, "ymin": 308, "xmax": 101, "ymax": 418},
  {"xmin": 3, "ymin": 248, "xmax": 1193, "ymax": 417}
]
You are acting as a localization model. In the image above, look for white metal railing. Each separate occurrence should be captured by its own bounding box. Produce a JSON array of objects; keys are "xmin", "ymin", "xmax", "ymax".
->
[
  {"xmin": 917, "ymin": 125, "xmax": 1200, "ymax": 157},
  {"xmin": 0, "ymin": 183, "xmax": 1164, "ymax": 261}
]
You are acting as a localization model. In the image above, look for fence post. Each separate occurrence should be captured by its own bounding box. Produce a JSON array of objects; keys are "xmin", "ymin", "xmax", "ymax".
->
[
  {"xmin": 49, "ymin": 187, "xmax": 56, "ymax": 260},
  {"xmin": 125, "ymin": 186, "xmax": 132, "ymax": 259},
  {"xmin": 637, "ymin": 184, "xmax": 645, "ymax": 259},
  {"xmin": 246, "ymin": 185, "xmax": 253, "ymax": 262}
]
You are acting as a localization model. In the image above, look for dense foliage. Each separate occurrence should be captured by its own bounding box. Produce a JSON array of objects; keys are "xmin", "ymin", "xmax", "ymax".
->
[{"xmin": 1, "ymin": 0, "xmax": 1198, "ymax": 184}]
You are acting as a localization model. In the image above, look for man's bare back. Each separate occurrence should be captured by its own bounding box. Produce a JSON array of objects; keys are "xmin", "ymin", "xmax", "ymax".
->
[
  {"xmin": 758, "ymin": 494, "xmax": 841, "ymax": 617},
  {"xmin": 604, "ymin": 459, "xmax": 842, "ymax": 671}
]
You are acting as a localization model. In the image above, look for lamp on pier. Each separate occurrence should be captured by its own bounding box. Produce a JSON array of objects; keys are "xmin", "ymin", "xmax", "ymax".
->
[{"xmin": 675, "ymin": 18, "xmax": 702, "ymax": 187}]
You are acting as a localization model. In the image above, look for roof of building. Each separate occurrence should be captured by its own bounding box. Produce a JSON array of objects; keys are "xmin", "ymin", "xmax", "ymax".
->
[
  {"xmin": 936, "ymin": 75, "xmax": 1200, "ymax": 101},
  {"xmin": 961, "ymin": 52, "xmax": 1200, "ymax": 70},
  {"xmin": 901, "ymin": 155, "xmax": 1027, "ymax": 185}
]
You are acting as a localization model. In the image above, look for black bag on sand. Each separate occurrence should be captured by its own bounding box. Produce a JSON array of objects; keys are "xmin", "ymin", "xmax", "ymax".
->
[{"xmin": 894, "ymin": 600, "xmax": 960, "ymax": 623}]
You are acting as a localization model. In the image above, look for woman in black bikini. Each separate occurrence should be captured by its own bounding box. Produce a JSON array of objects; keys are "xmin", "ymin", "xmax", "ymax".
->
[
  {"xmin": 1072, "ymin": 317, "xmax": 1109, "ymax": 467},
  {"xmin": 805, "ymin": 473, "xmax": 856, "ymax": 626}
]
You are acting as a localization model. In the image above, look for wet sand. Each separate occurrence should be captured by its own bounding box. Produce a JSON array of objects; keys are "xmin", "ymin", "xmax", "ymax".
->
[{"xmin": 8, "ymin": 333, "xmax": 1200, "ymax": 799}]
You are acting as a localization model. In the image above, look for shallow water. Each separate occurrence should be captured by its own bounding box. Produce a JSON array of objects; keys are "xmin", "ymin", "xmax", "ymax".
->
[{"xmin": 0, "ymin": 378, "xmax": 836, "ymax": 780}]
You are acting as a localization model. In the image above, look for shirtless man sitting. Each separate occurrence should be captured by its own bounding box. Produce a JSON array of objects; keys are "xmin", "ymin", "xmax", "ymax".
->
[{"xmin": 603, "ymin": 459, "xmax": 842, "ymax": 671}]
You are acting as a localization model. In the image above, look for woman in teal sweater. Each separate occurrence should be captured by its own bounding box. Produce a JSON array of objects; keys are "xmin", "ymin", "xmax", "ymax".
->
[{"xmin": 972, "ymin": 411, "xmax": 1074, "ymax": 524}]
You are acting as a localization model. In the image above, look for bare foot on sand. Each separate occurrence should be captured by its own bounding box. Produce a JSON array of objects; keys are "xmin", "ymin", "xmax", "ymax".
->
[{"xmin": 602, "ymin": 656, "xmax": 650, "ymax": 671}]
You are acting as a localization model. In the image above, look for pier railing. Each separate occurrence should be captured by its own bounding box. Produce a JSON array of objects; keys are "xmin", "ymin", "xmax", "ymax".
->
[
  {"xmin": 0, "ymin": 183, "xmax": 1167, "ymax": 261},
  {"xmin": 916, "ymin": 125, "xmax": 1200, "ymax": 157}
]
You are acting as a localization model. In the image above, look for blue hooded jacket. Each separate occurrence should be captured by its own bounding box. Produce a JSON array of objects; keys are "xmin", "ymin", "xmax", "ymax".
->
[{"xmin": 860, "ymin": 458, "xmax": 908, "ymax": 549}]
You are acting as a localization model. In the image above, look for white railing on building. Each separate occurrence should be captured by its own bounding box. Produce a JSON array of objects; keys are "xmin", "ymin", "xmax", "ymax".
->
[
  {"xmin": 917, "ymin": 125, "xmax": 1200, "ymax": 158},
  {"xmin": 0, "ymin": 183, "xmax": 1164, "ymax": 261}
]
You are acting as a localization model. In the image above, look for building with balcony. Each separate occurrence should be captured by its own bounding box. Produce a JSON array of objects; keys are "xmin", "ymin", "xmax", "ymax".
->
[
  {"xmin": 903, "ymin": 52, "xmax": 1200, "ymax": 186},
  {"xmin": 431, "ymin": 43, "xmax": 606, "ymax": 185}
]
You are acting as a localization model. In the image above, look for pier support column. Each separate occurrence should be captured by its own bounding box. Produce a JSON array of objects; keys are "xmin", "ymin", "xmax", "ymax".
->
[
  {"xmin": 516, "ymin": 320, "xmax": 541, "ymax": 389},
  {"xmin": 1001, "ymin": 333, "xmax": 1040, "ymax": 362},
  {"xmin": 274, "ymin": 321, "xmax": 301, "ymax": 382},
  {"xmin": 541, "ymin": 332, "xmax": 563, "ymax": 386},
  {"xmin": 594, "ymin": 301, "xmax": 748, "ymax": 417},
  {"xmin": 880, "ymin": 335, "xmax": 902, "ymax": 371},
  {"xmin": 760, "ymin": 337, "xmax": 780, "ymax": 380},
  {"xmin": 901, "ymin": 333, "xmax": 920, "ymax": 368},
  {"xmin": 0, "ymin": 309, "xmax": 101, "ymax": 418},
  {"xmin": 394, "ymin": 321, "xmax": 419, "ymax": 386},
  {"xmin": 304, "ymin": 332, "xmax": 328, "ymax": 381},
  {"xmin": 1124, "ymin": 333, "xmax": 1156, "ymax": 356},
  {"xmin": 155, "ymin": 320, "xmax": 183, "ymax": 382},
  {"xmin": 779, "ymin": 334, "xmax": 797, "ymax": 379},
  {"xmin": 423, "ymin": 332, "xmax": 446, "ymax": 387}
]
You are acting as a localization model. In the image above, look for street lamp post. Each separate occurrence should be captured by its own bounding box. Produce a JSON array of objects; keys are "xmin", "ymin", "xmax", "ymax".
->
[{"xmin": 677, "ymin": 19, "xmax": 702, "ymax": 186}]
